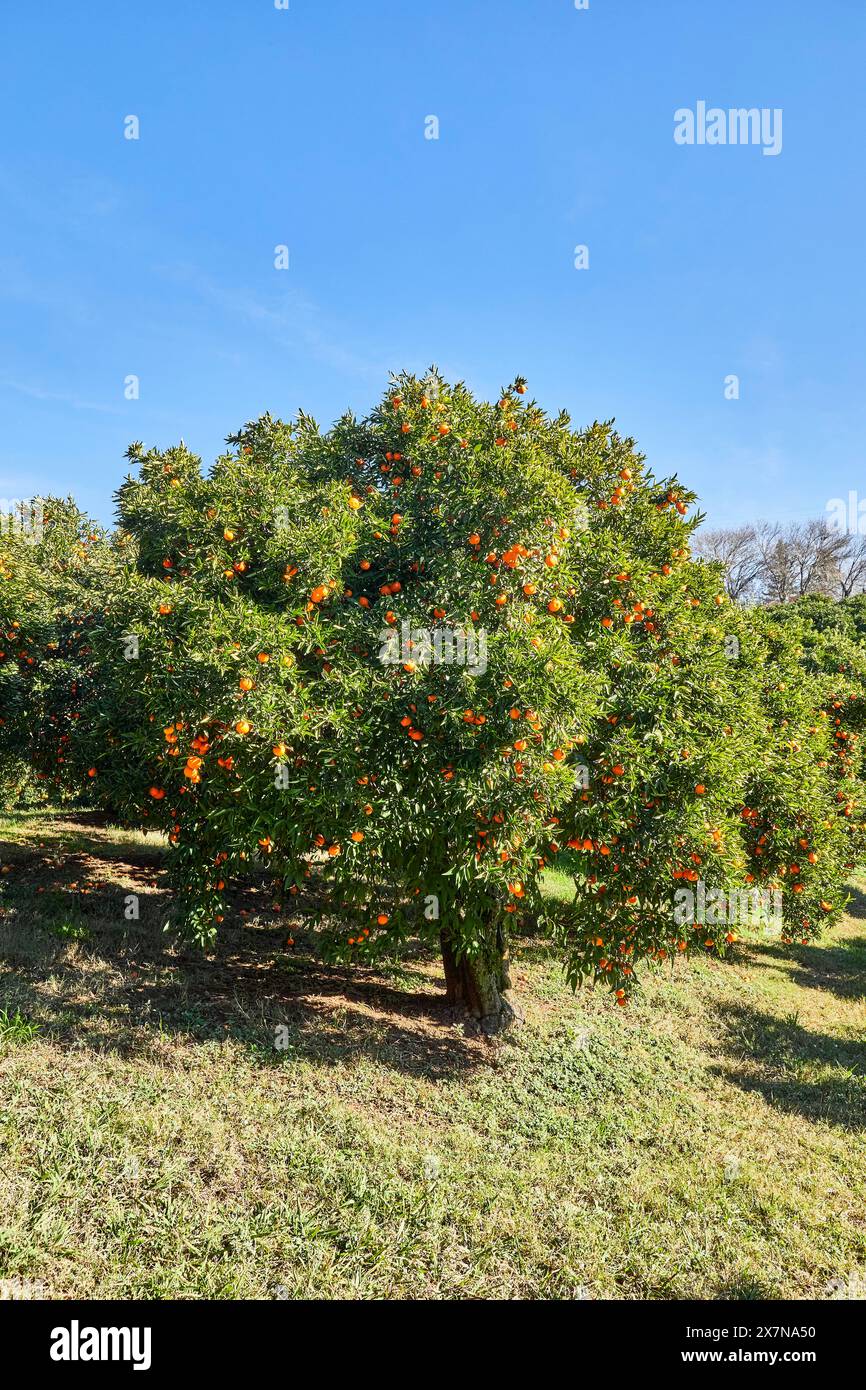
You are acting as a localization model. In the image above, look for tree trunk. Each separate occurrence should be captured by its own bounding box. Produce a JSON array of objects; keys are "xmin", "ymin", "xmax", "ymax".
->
[{"xmin": 439, "ymin": 926, "xmax": 524, "ymax": 1035}]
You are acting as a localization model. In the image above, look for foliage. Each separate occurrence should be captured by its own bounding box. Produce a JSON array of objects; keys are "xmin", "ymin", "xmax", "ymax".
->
[{"xmin": 0, "ymin": 499, "xmax": 115, "ymax": 807}]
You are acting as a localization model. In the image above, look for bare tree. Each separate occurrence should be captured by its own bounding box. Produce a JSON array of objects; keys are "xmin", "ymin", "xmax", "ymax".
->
[
  {"xmin": 754, "ymin": 522, "xmax": 796, "ymax": 604},
  {"xmin": 832, "ymin": 533, "xmax": 866, "ymax": 598},
  {"xmin": 693, "ymin": 525, "xmax": 762, "ymax": 602},
  {"xmin": 785, "ymin": 519, "xmax": 851, "ymax": 597}
]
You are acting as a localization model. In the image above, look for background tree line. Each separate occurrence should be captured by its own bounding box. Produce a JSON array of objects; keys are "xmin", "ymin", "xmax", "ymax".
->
[{"xmin": 694, "ymin": 519, "xmax": 866, "ymax": 605}]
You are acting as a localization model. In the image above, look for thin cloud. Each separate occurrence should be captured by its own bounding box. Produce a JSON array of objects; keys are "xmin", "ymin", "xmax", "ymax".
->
[
  {"xmin": 0, "ymin": 376, "xmax": 123, "ymax": 415},
  {"xmin": 154, "ymin": 262, "xmax": 391, "ymax": 381}
]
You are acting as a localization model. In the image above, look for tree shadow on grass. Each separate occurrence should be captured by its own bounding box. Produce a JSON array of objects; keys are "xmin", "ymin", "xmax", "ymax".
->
[
  {"xmin": 711, "ymin": 1001, "xmax": 866, "ymax": 1130},
  {"xmin": 0, "ymin": 828, "xmax": 496, "ymax": 1082},
  {"xmin": 733, "ymin": 892, "xmax": 866, "ymax": 1003},
  {"xmin": 0, "ymin": 810, "xmax": 166, "ymax": 867},
  {"xmin": 739, "ymin": 939, "xmax": 866, "ymax": 1004}
]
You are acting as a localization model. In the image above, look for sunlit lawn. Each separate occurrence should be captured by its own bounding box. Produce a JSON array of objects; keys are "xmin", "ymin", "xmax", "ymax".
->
[{"xmin": 0, "ymin": 809, "xmax": 864, "ymax": 1299}]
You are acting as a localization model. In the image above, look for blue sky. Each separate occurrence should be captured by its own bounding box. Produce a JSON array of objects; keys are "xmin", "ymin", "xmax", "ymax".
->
[{"xmin": 1, "ymin": 0, "xmax": 864, "ymax": 528}]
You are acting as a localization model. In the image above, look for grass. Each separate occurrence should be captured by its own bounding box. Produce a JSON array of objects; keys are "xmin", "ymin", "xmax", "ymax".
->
[
  {"xmin": 0, "ymin": 1007, "xmax": 40, "ymax": 1044},
  {"xmin": 0, "ymin": 807, "xmax": 865, "ymax": 1300}
]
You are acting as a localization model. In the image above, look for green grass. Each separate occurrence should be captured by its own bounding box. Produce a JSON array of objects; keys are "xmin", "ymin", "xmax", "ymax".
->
[
  {"xmin": 0, "ymin": 809, "xmax": 864, "ymax": 1299},
  {"xmin": 0, "ymin": 1007, "xmax": 40, "ymax": 1045}
]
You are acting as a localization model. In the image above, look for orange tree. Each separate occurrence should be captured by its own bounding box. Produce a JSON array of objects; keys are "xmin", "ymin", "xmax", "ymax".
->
[
  {"xmin": 0, "ymin": 499, "xmax": 114, "ymax": 805},
  {"xmin": 6, "ymin": 375, "xmax": 865, "ymax": 1031}
]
